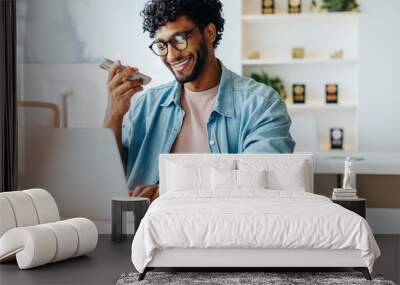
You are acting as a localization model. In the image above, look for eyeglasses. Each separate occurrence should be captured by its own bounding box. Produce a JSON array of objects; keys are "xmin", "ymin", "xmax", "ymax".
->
[{"xmin": 149, "ymin": 26, "xmax": 198, "ymax": 57}]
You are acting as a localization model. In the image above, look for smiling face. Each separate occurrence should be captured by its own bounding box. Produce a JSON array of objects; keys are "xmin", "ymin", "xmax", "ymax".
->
[{"xmin": 154, "ymin": 16, "xmax": 212, "ymax": 84}]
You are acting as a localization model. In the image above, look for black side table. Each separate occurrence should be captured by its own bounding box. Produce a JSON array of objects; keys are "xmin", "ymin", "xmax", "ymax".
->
[
  {"xmin": 332, "ymin": 198, "xmax": 366, "ymax": 218},
  {"xmin": 112, "ymin": 197, "xmax": 150, "ymax": 242}
]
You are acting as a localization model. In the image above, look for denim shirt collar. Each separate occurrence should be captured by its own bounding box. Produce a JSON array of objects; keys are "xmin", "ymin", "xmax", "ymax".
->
[{"xmin": 160, "ymin": 60, "xmax": 235, "ymax": 118}]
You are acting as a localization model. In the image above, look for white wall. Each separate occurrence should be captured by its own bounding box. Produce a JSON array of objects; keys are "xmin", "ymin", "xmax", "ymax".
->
[
  {"xmin": 358, "ymin": 0, "xmax": 400, "ymax": 151},
  {"xmin": 216, "ymin": 0, "xmax": 242, "ymax": 74}
]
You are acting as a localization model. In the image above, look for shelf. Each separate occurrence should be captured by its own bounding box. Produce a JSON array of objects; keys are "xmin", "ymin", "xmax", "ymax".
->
[
  {"xmin": 286, "ymin": 103, "xmax": 357, "ymax": 111},
  {"xmin": 242, "ymin": 12, "xmax": 359, "ymax": 22},
  {"xmin": 242, "ymin": 58, "xmax": 357, "ymax": 66},
  {"xmin": 318, "ymin": 145, "xmax": 354, "ymax": 153},
  {"xmin": 241, "ymin": 0, "xmax": 359, "ymax": 152}
]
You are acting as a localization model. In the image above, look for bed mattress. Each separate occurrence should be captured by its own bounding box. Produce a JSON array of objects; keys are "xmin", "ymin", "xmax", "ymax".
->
[{"xmin": 131, "ymin": 190, "xmax": 380, "ymax": 273}]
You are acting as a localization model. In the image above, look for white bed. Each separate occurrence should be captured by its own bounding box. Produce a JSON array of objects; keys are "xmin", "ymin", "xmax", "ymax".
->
[{"xmin": 131, "ymin": 154, "xmax": 380, "ymax": 280}]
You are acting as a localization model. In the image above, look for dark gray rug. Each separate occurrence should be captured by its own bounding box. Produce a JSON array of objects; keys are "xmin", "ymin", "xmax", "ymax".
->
[{"xmin": 116, "ymin": 271, "xmax": 396, "ymax": 285}]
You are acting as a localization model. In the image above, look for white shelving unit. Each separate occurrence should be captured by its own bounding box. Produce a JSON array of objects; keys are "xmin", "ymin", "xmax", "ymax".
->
[
  {"xmin": 241, "ymin": 11, "xmax": 359, "ymax": 21},
  {"xmin": 286, "ymin": 102, "xmax": 357, "ymax": 111},
  {"xmin": 242, "ymin": 57, "xmax": 357, "ymax": 66},
  {"xmin": 239, "ymin": 0, "xmax": 360, "ymax": 152}
]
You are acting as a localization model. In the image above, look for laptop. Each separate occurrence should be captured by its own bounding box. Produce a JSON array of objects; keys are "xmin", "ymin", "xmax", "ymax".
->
[{"xmin": 18, "ymin": 127, "xmax": 130, "ymax": 221}]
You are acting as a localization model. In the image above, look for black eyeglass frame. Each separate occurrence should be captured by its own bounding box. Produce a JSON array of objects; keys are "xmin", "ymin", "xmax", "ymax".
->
[{"xmin": 149, "ymin": 25, "xmax": 198, "ymax": 57}]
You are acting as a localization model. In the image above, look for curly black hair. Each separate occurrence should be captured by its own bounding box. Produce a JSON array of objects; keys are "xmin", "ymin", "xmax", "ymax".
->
[{"xmin": 141, "ymin": 0, "xmax": 225, "ymax": 48}]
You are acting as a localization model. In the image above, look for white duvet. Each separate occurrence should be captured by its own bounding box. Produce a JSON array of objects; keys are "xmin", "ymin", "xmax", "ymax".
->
[{"xmin": 131, "ymin": 190, "xmax": 380, "ymax": 273}]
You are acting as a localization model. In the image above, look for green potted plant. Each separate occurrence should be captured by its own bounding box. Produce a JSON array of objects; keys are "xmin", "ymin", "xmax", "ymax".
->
[
  {"xmin": 311, "ymin": 0, "xmax": 360, "ymax": 12},
  {"xmin": 251, "ymin": 71, "xmax": 287, "ymax": 101}
]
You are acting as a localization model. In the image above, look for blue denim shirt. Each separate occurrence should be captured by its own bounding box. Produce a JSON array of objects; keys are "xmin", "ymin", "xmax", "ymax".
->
[{"xmin": 121, "ymin": 61, "xmax": 295, "ymax": 189}]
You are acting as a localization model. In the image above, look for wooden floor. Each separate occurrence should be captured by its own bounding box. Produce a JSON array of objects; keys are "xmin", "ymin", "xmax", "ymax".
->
[{"xmin": 0, "ymin": 235, "xmax": 398, "ymax": 285}]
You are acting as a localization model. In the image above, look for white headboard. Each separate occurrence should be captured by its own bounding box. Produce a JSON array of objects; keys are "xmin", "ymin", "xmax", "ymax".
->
[{"xmin": 159, "ymin": 153, "xmax": 314, "ymax": 194}]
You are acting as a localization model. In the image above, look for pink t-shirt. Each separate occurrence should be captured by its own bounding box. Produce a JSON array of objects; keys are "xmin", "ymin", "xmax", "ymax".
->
[{"xmin": 170, "ymin": 85, "xmax": 219, "ymax": 153}]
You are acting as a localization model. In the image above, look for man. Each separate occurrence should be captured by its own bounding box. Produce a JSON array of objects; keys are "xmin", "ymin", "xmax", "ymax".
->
[{"xmin": 103, "ymin": 0, "xmax": 295, "ymax": 202}]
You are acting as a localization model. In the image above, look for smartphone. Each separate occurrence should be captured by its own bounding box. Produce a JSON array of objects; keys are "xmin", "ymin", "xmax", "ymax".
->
[{"xmin": 99, "ymin": 58, "xmax": 152, "ymax": 85}]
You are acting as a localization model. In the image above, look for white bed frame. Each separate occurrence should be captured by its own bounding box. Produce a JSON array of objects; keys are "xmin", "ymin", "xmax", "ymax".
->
[
  {"xmin": 148, "ymin": 249, "xmax": 365, "ymax": 268},
  {"xmin": 139, "ymin": 154, "xmax": 371, "ymax": 281}
]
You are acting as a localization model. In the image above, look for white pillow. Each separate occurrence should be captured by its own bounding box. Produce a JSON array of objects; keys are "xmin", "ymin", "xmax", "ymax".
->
[
  {"xmin": 167, "ymin": 162, "xmax": 209, "ymax": 191},
  {"xmin": 211, "ymin": 168, "xmax": 267, "ymax": 190},
  {"xmin": 166, "ymin": 160, "xmax": 235, "ymax": 192},
  {"xmin": 237, "ymin": 158, "xmax": 308, "ymax": 191},
  {"xmin": 267, "ymin": 161, "xmax": 306, "ymax": 191},
  {"xmin": 237, "ymin": 169, "xmax": 267, "ymax": 189},
  {"xmin": 211, "ymin": 168, "xmax": 236, "ymax": 190}
]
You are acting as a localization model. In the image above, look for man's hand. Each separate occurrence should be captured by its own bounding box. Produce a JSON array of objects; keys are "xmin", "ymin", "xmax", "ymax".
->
[
  {"xmin": 103, "ymin": 60, "xmax": 144, "ymax": 155},
  {"xmin": 104, "ymin": 60, "xmax": 144, "ymax": 125},
  {"xmin": 129, "ymin": 184, "xmax": 159, "ymax": 203}
]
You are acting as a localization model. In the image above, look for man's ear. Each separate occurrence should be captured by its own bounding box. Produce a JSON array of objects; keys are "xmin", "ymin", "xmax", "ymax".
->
[{"xmin": 204, "ymin": 23, "xmax": 217, "ymax": 46}]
